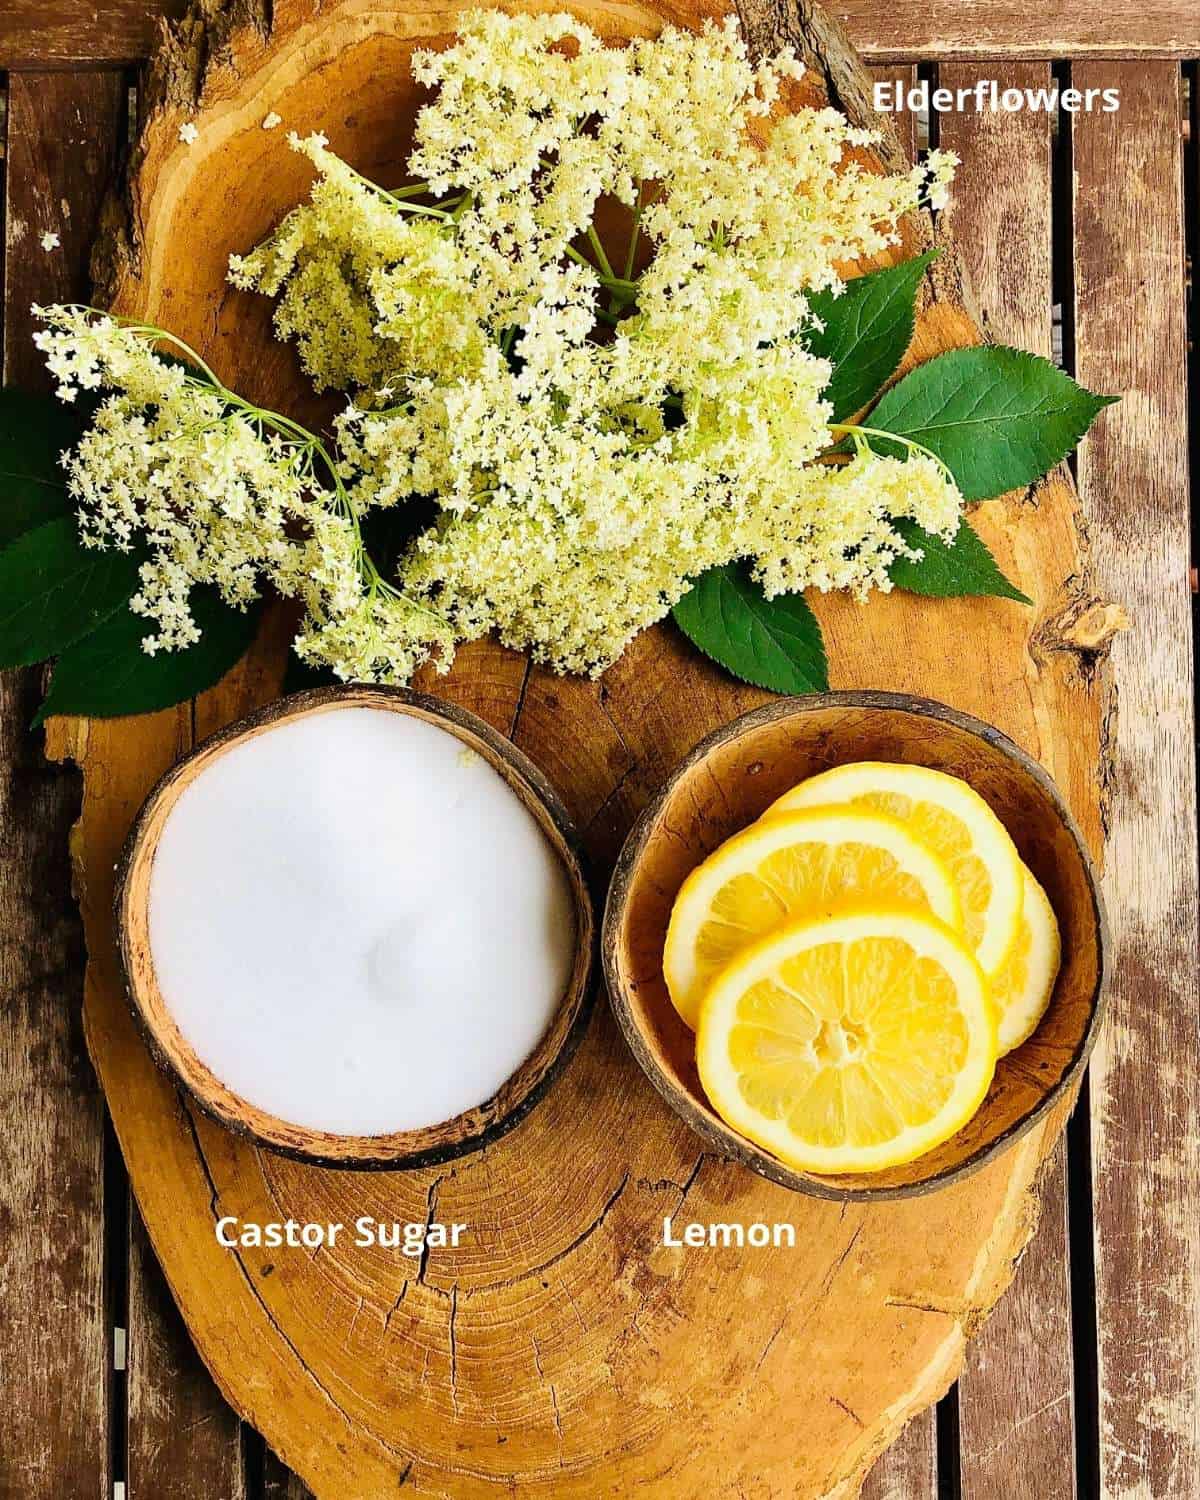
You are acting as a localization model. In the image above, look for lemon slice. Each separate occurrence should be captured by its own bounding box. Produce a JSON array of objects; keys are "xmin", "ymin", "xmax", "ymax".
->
[
  {"xmin": 664, "ymin": 807, "xmax": 962, "ymax": 1029},
  {"xmin": 992, "ymin": 865, "xmax": 1060, "ymax": 1054},
  {"xmin": 767, "ymin": 762, "xmax": 1023, "ymax": 977},
  {"xmin": 696, "ymin": 909, "xmax": 996, "ymax": 1174}
]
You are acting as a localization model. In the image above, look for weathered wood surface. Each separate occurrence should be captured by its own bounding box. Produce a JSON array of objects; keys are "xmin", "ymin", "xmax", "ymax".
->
[
  {"xmin": 833, "ymin": 1, "xmax": 1199, "ymax": 61},
  {"xmin": 127, "ymin": 1204, "xmax": 248, "ymax": 1498},
  {"xmin": 938, "ymin": 61, "xmax": 1079, "ymax": 1500},
  {"xmin": 1073, "ymin": 62, "xmax": 1200, "ymax": 1500},
  {"xmin": 26, "ymin": 0, "xmax": 1115, "ymax": 1496},
  {"xmin": 855, "ymin": 63, "xmax": 940, "ymax": 1500},
  {"xmin": 2, "ymin": 0, "xmax": 1199, "ymax": 68},
  {"xmin": 0, "ymin": 71, "xmax": 124, "ymax": 1500},
  {"xmin": 1, "ymin": 75, "xmax": 253, "ymax": 1500},
  {"xmin": 8, "ymin": 15, "xmax": 1195, "ymax": 1500}
]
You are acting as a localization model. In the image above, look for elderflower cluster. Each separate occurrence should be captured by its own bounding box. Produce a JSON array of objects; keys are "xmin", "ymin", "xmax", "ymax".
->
[
  {"xmin": 39, "ymin": 13, "xmax": 962, "ymax": 684},
  {"xmin": 32, "ymin": 306, "xmax": 457, "ymax": 678}
]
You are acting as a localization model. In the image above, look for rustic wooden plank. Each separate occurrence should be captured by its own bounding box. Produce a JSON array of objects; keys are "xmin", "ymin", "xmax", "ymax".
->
[
  {"xmin": 0, "ymin": 70, "xmax": 124, "ymax": 1500},
  {"xmin": 937, "ymin": 61, "xmax": 1079, "ymax": 1500},
  {"xmin": 1, "ymin": 69, "xmax": 250, "ymax": 1500},
  {"xmin": 2, "ymin": 73, "xmax": 126, "ymax": 385},
  {"xmin": 1072, "ymin": 61, "xmax": 1200, "ymax": 1499},
  {"xmin": 868, "ymin": 62, "xmax": 920, "ymax": 162},
  {"xmin": 856, "ymin": 61, "xmax": 941, "ymax": 1500},
  {"xmin": 860, "ymin": 1412, "xmax": 937, "ymax": 1500},
  {"xmin": 3, "ymin": 0, "xmax": 1199, "ymax": 69},
  {"xmin": 0, "ymin": 0, "xmax": 186, "ymax": 70},
  {"xmin": 127, "ymin": 1207, "xmax": 248, "ymax": 1498},
  {"xmin": 831, "ymin": 2, "xmax": 1198, "ymax": 61}
]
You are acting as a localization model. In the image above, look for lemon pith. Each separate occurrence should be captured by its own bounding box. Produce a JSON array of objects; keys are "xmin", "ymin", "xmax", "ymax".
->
[
  {"xmin": 992, "ymin": 865, "xmax": 1061, "ymax": 1054},
  {"xmin": 663, "ymin": 806, "xmax": 963, "ymax": 1029},
  {"xmin": 696, "ymin": 908, "xmax": 997, "ymax": 1175},
  {"xmin": 766, "ymin": 762, "xmax": 1023, "ymax": 977}
]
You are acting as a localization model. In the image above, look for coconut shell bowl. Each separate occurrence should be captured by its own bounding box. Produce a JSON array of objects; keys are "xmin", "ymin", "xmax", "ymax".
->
[
  {"xmin": 602, "ymin": 691, "xmax": 1107, "ymax": 1202},
  {"xmin": 116, "ymin": 686, "xmax": 595, "ymax": 1169}
]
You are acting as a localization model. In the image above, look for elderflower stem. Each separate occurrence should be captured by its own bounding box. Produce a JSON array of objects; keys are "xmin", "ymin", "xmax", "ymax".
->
[
  {"xmin": 587, "ymin": 226, "xmax": 615, "ymax": 282},
  {"xmin": 563, "ymin": 244, "xmax": 638, "ymax": 298},
  {"xmin": 387, "ymin": 180, "xmax": 435, "ymax": 200},
  {"xmin": 622, "ymin": 186, "xmax": 644, "ymax": 282},
  {"xmin": 828, "ymin": 422, "xmax": 959, "ymax": 488},
  {"xmin": 328, "ymin": 155, "xmax": 454, "ymax": 221},
  {"xmin": 108, "ymin": 313, "xmax": 453, "ymax": 631},
  {"xmin": 99, "ymin": 316, "xmax": 226, "ymax": 390}
]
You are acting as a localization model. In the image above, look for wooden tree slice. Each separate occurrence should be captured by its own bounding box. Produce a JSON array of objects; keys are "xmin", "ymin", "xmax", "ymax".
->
[{"xmin": 43, "ymin": 0, "xmax": 1120, "ymax": 1493}]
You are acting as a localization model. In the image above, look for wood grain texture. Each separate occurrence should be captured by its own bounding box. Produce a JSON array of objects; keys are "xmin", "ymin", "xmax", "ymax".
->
[
  {"xmin": 3, "ymin": 0, "xmax": 1199, "ymax": 68},
  {"xmin": 1072, "ymin": 61, "xmax": 1200, "ymax": 1500},
  {"xmin": 127, "ymin": 1206, "xmax": 248, "ymax": 1499},
  {"xmin": 0, "ymin": 0, "xmax": 186, "ymax": 69},
  {"xmin": 830, "ymin": 2, "xmax": 1199, "ymax": 61},
  {"xmin": 0, "ymin": 71, "xmax": 253, "ymax": 1500},
  {"xmin": 855, "ymin": 67, "xmax": 937, "ymax": 1500},
  {"xmin": 0, "ymin": 72, "xmax": 123, "ymax": 1500},
  {"xmin": 867, "ymin": 62, "xmax": 921, "ymax": 161},
  {"xmin": 38, "ymin": 0, "xmax": 1117, "ymax": 1494},
  {"xmin": 938, "ymin": 63, "xmax": 1079, "ymax": 1500}
]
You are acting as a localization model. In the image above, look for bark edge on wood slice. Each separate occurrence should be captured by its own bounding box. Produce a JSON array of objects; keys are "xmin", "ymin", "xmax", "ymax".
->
[{"xmin": 43, "ymin": 0, "xmax": 1120, "ymax": 1495}]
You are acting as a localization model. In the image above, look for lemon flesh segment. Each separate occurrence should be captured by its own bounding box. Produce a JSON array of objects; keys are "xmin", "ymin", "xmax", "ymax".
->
[
  {"xmin": 697, "ymin": 909, "xmax": 997, "ymax": 1175},
  {"xmin": 992, "ymin": 865, "xmax": 1061, "ymax": 1054},
  {"xmin": 663, "ymin": 807, "xmax": 963, "ymax": 1029},
  {"xmin": 767, "ymin": 761, "xmax": 1023, "ymax": 978}
]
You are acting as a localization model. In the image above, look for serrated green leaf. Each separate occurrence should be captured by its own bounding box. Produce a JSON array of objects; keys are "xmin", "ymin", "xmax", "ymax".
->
[
  {"xmin": 889, "ymin": 516, "xmax": 1031, "ymax": 603},
  {"xmin": 0, "ymin": 387, "xmax": 96, "ymax": 546},
  {"xmin": 0, "ymin": 518, "xmax": 144, "ymax": 667},
  {"xmin": 862, "ymin": 346, "xmax": 1116, "ymax": 501},
  {"xmin": 35, "ymin": 588, "xmax": 260, "ymax": 725},
  {"xmin": 672, "ymin": 564, "xmax": 828, "ymax": 694},
  {"xmin": 805, "ymin": 252, "xmax": 936, "ymax": 421}
]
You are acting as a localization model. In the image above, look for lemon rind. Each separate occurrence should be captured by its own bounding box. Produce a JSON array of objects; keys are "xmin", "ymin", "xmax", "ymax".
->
[
  {"xmin": 996, "ymin": 865, "xmax": 1061, "ymax": 1055},
  {"xmin": 695, "ymin": 907, "xmax": 997, "ymax": 1176},
  {"xmin": 767, "ymin": 761, "xmax": 1024, "ymax": 977},
  {"xmin": 663, "ymin": 806, "xmax": 965, "ymax": 1030}
]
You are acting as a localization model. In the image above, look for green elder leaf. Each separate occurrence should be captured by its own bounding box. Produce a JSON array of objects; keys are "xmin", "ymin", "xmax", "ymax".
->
[
  {"xmin": 673, "ymin": 564, "xmax": 828, "ymax": 694},
  {"xmin": 863, "ymin": 346, "xmax": 1116, "ymax": 501},
  {"xmin": 35, "ymin": 588, "xmax": 261, "ymax": 725},
  {"xmin": 0, "ymin": 518, "xmax": 144, "ymax": 667},
  {"xmin": 0, "ymin": 387, "xmax": 96, "ymax": 547},
  {"xmin": 889, "ymin": 516, "xmax": 1031, "ymax": 603},
  {"xmin": 805, "ymin": 252, "xmax": 936, "ymax": 421}
]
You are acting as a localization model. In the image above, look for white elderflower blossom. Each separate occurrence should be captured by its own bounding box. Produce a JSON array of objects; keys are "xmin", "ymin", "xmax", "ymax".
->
[
  {"xmin": 178, "ymin": 121, "xmax": 199, "ymax": 145},
  {"xmin": 38, "ymin": 13, "xmax": 961, "ymax": 685},
  {"xmin": 41, "ymin": 232, "xmax": 61, "ymax": 251}
]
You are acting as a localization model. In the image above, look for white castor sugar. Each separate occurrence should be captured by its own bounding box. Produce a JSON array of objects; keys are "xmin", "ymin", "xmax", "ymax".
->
[{"xmin": 147, "ymin": 706, "xmax": 576, "ymax": 1135}]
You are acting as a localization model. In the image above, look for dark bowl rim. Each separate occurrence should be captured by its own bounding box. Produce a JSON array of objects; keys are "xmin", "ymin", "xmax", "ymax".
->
[
  {"xmin": 115, "ymin": 684, "xmax": 597, "ymax": 1171},
  {"xmin": 602, "ymin": 688, "xmax": 1109, "ymax": 1203}
]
